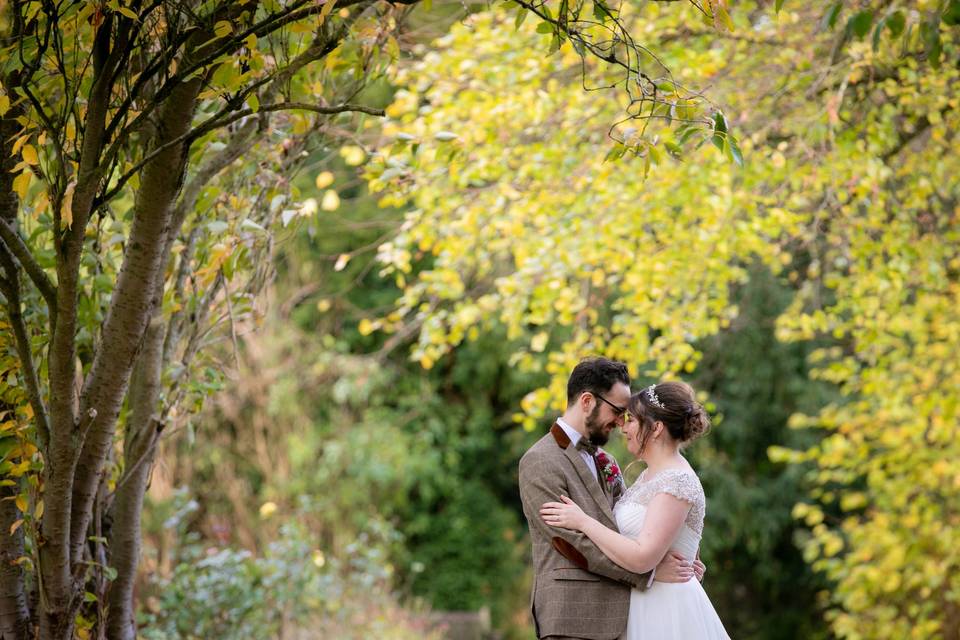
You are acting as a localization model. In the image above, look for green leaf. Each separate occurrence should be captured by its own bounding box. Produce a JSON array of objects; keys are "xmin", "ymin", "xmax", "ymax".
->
[
  {"xmin": 603, "ymin": 143, "xmax": 626, "ymax": 163},
  {"xmin": 712, "ymin": 111, "xmax": 727, "ymax": 135},
  {"xmin": 822, "ymin": 2, "xmax": 842, "ymax": 30},
  {"xmin": 663, "ymin": 141, "xmax": 682, "ymax": 158},
  {"xmin": 920, "ymin": 19, "xmax": 942, "ymax": 68},
  {"xmin": 712, "ymin": 132, "xmax": 725, "ymax": 153},
  {"xmin": 592, "ymin": 0, "xmax": 611, "ymax": 22},
  {"xmin": 871, "ymin": 17, "xmax": 886, "ymax": 51},
  {"xmin": 886, "ymin": 11, "xmax": 905, "ymax": 38},
  {"xmin": 514, "ymin": 7, "xmax": 528, "ymax": 29},
  {"xmin": 848, "ymin": 11, "xmax": 873, "ymax": 39},
  {"xmin": 943, "ymin": 0, "xmax": 960, "ymax": 26},
  {"xmin": 726, "ymin": 137, "xmax": 744, "ymax": 167},
  {"xmin": 535, "ymin": 21, "xmax": 553, "ymax": 34},
  {"xmin": 775, "ymin": 0, "xmax": 785, "ymax": 13}
]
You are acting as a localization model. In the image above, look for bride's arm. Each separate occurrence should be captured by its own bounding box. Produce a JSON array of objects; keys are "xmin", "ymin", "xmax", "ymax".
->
[{"xmin": 541, "ymin": 494, "xmax": 691, "ymax": 574}]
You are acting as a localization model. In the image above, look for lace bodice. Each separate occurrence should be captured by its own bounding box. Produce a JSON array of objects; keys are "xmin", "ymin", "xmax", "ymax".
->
[{"xmin": 616, "ymin": 468, "xmax": 706, "ymax": 536}]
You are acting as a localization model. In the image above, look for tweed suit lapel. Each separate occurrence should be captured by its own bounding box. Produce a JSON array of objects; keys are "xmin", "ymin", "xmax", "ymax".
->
[{"xmin": 550, "ymin": 423, "xmax": 616, "ymax": 525}]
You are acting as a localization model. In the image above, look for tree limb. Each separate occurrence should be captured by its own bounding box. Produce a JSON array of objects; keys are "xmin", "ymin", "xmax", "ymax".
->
[
  {"xmin": 0, "ymin": 218, "xmax": 58, "ymax": 314},
  {"xmin": 0, "ymin": 247, "xmax": 52, "ymax": 453},
  {"xmin": 96, "ymin": 102, "xmax": 383, "ymax": 208}
]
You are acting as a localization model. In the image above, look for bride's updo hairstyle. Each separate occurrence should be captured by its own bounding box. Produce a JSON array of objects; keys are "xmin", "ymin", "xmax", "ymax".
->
[{"xmin": 627, "ymin": 381, "xmax": 711, "ymax": 451}]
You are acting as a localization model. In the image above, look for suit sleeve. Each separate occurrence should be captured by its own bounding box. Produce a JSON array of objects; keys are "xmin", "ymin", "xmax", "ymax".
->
[{"xmin": 519, "ymin": 450, "xmax": 652, "ymax": 590}]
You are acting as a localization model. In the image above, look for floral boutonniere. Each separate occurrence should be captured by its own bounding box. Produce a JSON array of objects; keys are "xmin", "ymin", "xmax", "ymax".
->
[{"xmin": 595, "ymin": 450, "xmax": 625, "ymax": 495}]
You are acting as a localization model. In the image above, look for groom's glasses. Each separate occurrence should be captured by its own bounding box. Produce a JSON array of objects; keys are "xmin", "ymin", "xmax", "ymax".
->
[{"xmin": 594, "ymin": 393, "xmax": 627, "ymax": 421}]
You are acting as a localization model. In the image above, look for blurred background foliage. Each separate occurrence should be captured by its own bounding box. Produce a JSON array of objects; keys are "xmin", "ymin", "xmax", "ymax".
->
[
  {"xmin": 120, "ymin": 0, "xmax": 959, "ymax": 638},
  {"xmin": 136, "ymin": 114, "xmax": 835, "ymax": 640}
]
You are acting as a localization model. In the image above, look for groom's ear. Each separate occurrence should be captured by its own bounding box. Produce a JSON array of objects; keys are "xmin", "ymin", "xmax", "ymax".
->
[{"xmin": 578, "ymin": 391, "xmax": 593, "ymax": 413}]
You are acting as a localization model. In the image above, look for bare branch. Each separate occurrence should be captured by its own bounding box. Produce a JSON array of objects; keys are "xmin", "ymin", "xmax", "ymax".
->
[
  {"xmin": 0, "ymin": 245, "xmax": 51, "ymax": 453},
  {"xmin": 96, "ymin": 102, "xmax": 384, "ymax": 207},
  {"xmin": 0, "ymin": 217, "xmax": 57, "ymax": 314}
]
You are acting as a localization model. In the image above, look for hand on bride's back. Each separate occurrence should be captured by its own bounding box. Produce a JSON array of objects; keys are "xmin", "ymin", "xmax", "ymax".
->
[{"xmin": 655, "ymin": 551, "xmax": 696, "ymax": 583}]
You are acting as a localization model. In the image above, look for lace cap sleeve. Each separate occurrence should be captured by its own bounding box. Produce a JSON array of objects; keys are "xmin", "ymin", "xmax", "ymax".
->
[
  {"xmin": 651, "ymin": 469, "xmax": 702, "ymax": 504},
  {"xmin": 650, "ymin": 469, "xmax": 705, "ymax": 535}
]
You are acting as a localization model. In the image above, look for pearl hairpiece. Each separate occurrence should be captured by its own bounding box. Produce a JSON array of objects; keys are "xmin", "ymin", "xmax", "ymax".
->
[{"xmin": 645, "ymin": 384, "xmax": 664, "ymax": 409}]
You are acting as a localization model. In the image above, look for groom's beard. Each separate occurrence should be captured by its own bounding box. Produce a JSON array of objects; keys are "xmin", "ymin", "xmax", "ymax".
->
[{"xmin": 585, "ymin": 405, "xmax": 612, "ymax": 446}]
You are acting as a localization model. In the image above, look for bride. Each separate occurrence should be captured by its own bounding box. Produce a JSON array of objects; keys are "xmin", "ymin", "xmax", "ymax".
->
[{"xmin": 540, "ymin": 381, "xmax": 731, "ymax": 639}]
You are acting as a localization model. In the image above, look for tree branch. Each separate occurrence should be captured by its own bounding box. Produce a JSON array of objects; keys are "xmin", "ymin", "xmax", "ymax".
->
[
  {"xmin": 0, "ymin": 248, "xmax": 52, "ymax": 453},
  {"xmin": 0, "ymin": 218, "xmax": 58, "ymax": 314},
  {"xmin": 96, "ymin": 102, "xmax": 383, "ymax": 208}
]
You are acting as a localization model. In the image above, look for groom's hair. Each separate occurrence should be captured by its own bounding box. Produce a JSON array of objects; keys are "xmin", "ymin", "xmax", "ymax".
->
[{"xmin": 566, "ymin": 357, "xmax": 630, "ymax": 405}]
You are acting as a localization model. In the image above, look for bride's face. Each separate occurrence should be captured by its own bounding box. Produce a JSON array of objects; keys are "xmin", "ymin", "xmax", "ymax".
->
[{"xmin": 623, "ymin": 413, "xmax": 646, "ymax": 459}]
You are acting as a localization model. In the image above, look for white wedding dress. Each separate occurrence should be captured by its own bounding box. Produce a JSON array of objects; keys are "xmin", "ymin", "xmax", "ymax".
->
[{"xmin": 615, "ymin": 468, "xmax": 731, "ymax": 640}]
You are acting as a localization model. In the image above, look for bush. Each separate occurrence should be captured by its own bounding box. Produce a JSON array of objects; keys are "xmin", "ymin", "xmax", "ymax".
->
[{"xmin": 139, "ymin": 520, "xmax": 441, "ymax": 640}]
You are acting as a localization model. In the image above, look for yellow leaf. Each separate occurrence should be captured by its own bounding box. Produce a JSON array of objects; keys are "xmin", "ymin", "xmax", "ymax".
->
[
  {"xmin": 14, "ymin": 494, "xmax": 27, "ymax": 513},
  {"xmin": 34, "ymin": 500, "xmax": 43, "ymax": 520},
  {"xmin": 117, "ymin": 6, "xmax": 138, "ymax": 20},
  {"xmin": 31, "ymin": 192, "xmax": 48, "ymax": 219},
  {"xmin": 61, "ymin": 180, "xmax": 76, "ymax": 229},
  {"xmin": 339, "ymin": 145, "xmax": 365, "ymax": 166},
  {"xmin": 11, "ymin": 134, "xmax": 30, "ymax": 156},
  {"xmin": 321, "ymin": 190, "xmax": 340, "ymax": 211},
  {"xmin": 530, "ymin": 331, "xmax": 548, "ymax": 352},
  {"xmin": 0, "ymin": 94, "xmax": 9, "ymax": 116},
  {"xmin": 9, "ymin": 519, "xmax": 23, "ymax": 535},
  {"xmin": 9, "ymin": 460, "xmax": 30, "ymax": 477},
  {"xmin": 318, "ymin": 0, "xmax": 337, "ymax": 25},
  {"xmin": 214, "ymin": 20, "xmax": 232, "ymax": 38},
  {"xmin": 315, "ymin": 171, "xmax": 334, "ymax": 189},
  {"xmin": 358, "ymin": 319, "xmax": 376, "ymax": 335},
  {"xmin": 12, "ymin": 171, "xmax": 30, "ymax": 200}
]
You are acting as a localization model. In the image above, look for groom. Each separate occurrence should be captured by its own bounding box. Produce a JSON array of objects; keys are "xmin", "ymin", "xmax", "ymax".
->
[{"xmin": 518, "ymin": 357, "xmax": 703, "ymax": 639}]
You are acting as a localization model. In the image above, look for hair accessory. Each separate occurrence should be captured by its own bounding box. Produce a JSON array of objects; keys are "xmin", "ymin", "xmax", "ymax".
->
[{"xmin": 644, "ymin": 384, "xmax": 664, "ymax": 409}]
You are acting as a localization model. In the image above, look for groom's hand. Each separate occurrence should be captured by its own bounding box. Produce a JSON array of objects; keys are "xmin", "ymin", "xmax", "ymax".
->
[
  {"xmin": 693, "ymin": 557, "xmax": 706, "ymax": 582},
  {"xmin": 654, "ymin": 551, "xmax": 695, "ymax": 583}
]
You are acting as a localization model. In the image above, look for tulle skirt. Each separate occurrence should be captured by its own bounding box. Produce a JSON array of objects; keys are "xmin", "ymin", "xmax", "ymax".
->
[{"xmin": 621, "ymin": 579, "xmax": 731, "ymax": 640}]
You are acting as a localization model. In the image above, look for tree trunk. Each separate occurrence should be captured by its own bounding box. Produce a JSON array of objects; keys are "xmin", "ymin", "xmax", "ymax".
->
[
  {"xmin": 0, "ymin": 477, "xmax": 31, "ymax": 640},
  {"xmin": 69, "ymin": 73, "xmax": 203, "ymax": 565},
  {"xmin": 105, "ymin": 315, "xmax": 165, "ymax": 640},
  {"xmin": 1, "ymin": 66, "xmax": 35, "ymax": 640}
]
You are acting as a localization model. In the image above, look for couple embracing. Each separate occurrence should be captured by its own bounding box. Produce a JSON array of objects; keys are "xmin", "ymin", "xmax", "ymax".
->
[{"xmin": 518, "ymin": 357, "xmax": 731, "ymax": 639}]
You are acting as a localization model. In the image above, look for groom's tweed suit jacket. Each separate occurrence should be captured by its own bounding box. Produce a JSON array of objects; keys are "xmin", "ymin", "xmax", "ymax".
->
[{"xmin": 519, "ymin": 423, "xmax": 651, "ymax": 640}]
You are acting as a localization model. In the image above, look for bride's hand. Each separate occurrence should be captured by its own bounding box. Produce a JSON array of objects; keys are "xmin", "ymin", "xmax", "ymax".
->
[{"xmin": 540, "ymin": 495, "xmax": 588, "ymax": 531}]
